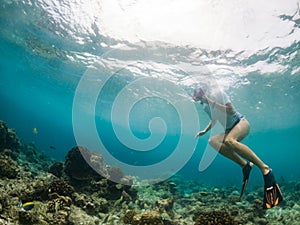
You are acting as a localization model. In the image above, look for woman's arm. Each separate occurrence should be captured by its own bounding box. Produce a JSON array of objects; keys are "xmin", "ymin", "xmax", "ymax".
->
[{"xmin": 195, "ymin": 119, "xmax": 217, "ymax": 138}]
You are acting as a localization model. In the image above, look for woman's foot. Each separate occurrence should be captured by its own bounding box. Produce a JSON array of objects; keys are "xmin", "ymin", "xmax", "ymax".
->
[
  {"xmin": 263, "ymin": 169, "xmax": 283, "ymax": 209},
  {"xmin": 262, "ymin": 166, "xmax": 270, "ymax": 175},
  {"xmin": 240, "ymin": 161, "xmax": 253, "ymax": 198}
]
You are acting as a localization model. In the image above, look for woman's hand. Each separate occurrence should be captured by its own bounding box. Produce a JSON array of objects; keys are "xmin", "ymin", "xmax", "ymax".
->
[{"xmin": 195, "ymin": 130, "xmax": 206, "ymax": 138}]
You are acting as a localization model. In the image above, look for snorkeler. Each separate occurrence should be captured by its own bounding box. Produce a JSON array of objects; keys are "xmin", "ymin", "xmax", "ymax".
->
[{"xmin": 193, "ymin": 85, "xmax": 283, "ymax": 209}]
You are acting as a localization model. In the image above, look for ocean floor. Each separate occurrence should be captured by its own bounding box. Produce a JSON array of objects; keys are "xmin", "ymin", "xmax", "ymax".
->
[{"xmin": 0, "ymin": 120, "xmax": 299, "ymax": 225}]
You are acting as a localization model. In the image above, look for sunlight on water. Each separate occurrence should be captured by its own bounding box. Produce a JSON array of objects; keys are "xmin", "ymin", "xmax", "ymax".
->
[
  {"xmin": 98, "ymin": 0, "xmax": 300, "ymax": 51},
  {"xmin": 1, "ymin": 0, "xmax": 299, "ymax": 129}
]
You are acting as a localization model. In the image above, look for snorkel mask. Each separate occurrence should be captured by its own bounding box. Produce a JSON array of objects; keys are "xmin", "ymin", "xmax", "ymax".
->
[{"xmin": 192, "ymin": 86, "xmax": 207, "ymax": 102}]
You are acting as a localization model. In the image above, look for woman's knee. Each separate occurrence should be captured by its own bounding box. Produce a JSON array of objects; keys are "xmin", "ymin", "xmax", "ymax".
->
[
  {"xmin": 208, "ymin": 136, "xmax": 215, "ymax": 146},
  {"xmin": 208, "ymin": 136, "xmax": 222, "ymax": 149},
  {"xmin": 224, "ymin": 137, "xmax": 237, "ymax": 148}
]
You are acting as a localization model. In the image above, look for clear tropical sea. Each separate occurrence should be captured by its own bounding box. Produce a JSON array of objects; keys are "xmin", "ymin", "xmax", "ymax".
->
[{"xmin": 1, "ymin": 0, "xmax": 300, "ymax": 189}]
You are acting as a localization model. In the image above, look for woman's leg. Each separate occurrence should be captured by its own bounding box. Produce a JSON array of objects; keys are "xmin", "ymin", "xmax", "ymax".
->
[
  {"xmin": 209, "ymin": 119, "xmax": 282, "ymax": 208},
  {"xmin": 208, "ymin": 133, "xmax": 247, "ymax": 167},
  {"xmin": 223, "ymin": 119, "xmax": 269, "ymax": 175}
]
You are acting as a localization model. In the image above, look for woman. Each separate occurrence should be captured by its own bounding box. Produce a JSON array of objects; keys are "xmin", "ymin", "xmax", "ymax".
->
[{"xmin": 193, "ymin": 85, "xmax": 282, "ymax": 209}]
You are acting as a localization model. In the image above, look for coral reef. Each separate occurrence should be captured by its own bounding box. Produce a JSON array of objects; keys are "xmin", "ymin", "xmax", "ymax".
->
[
  {"xmin": 18, "ymin": 210, "xmax": 39, "ymax": 225},
  {"xmin": 123, "ymin": 196, "xmax": 177, "ymax": 225},
  {"xmin": 123, "ymin": 210, "xmax": 136, "ymax": 224},
  {"xmin": 73, "ymin": 192, "xmax": 109, "ymax": 215},
  {"xmin": 123, "ymin": 210, "xmax": 164, "ymax": 225},
  {"xmin": 63, "ymin": 146, "xmax": 136, "ymax": 202},
  {"xmin": 0, "ymin": 120, "xmax": 7, "ymax": 150},
  {"xmin": 64, "ymin": 146, "xmax": 134, "ymax": 186},
  {"xmin": 48, "ymin": 179, "xmax": 75, "ymax": 198},
  {"xmin": 0, "ymin": 151, "xmax": 19, "ymax": 179},
  {"xmin": 155, "ymin": 197, "xmax": 174, "ymax": 218},
  {"xmin": 0, "ymin": 120, "xmax": 300, "ymax": 225},
  {"xmin": 194, "ymin": 210, "xmax": 238, "ymax": 225},
  {"xmin": 48, "ymin": 161, "xmax": 64, "ymax": 178},
  {"xmin": 138, "ymin": 210, "xmax": 164, "ymax": 225},
  {"xmin": 47, "ymin": 196, "xmax": 72, "ymax": 213},
  {"xmin": 0, "ymin": 120, "xmax": 21, "ymax": 152},
  {"xmin": 64, "ymin": 146, "xmax": 107, "ymax": 181}
]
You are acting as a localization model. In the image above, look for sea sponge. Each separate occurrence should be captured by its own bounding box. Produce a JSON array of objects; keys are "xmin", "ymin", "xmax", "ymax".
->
[
  {"xmin": 47, "ymin": 196, "xmax": 72, "ymax": 213},
  {"xmin": 48, "ymin": 179, "xmax": 74, "ymax": 198},
  {"xmin": 124, "ymin": 210, "xmax": 164, "ymax": 225},
  {"xmin": 194, "ymin": 210, "xmax": 238, "ymax": 225},
  {"xmin": 123, "ymin": 210, "xmax": 136, "ymax": 224},
  {"xmin": 139, "ymin": 211, "xmax": 164, "ymax": 225},
  {"xmin": 155, "ymin": 197, "xmax": 174, "ymax": 218}
]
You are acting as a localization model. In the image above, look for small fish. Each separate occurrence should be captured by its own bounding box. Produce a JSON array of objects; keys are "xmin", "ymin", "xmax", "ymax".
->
[
  {"xmin": 33, "ymin": 127, "xmax": 38, "ymax": 135},
  {"xmin": 199, "ymin": 191, "xmax": 208, "ymax": 196},
  {"xmin": 49, "ymin": 146, "xmax": 56, "ymax": 150},
  {"xmin": 18, "ymin": 201, "xmax": 34, "ymax": 211}
]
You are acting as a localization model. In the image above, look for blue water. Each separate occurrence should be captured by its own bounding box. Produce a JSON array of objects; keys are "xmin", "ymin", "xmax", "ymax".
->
[{"xmin": 1, "ymin": 0, "xmax": 300, "ymax": 187}]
